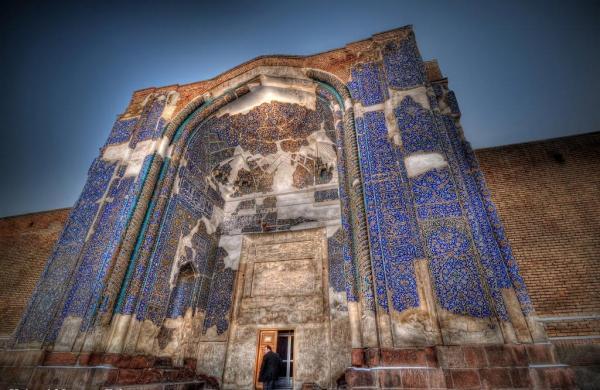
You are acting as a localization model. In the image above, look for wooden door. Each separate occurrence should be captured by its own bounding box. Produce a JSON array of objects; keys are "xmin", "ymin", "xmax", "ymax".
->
[{"xmin": 255, "ymin": 329, "xmax": 278, "ymax": 389}]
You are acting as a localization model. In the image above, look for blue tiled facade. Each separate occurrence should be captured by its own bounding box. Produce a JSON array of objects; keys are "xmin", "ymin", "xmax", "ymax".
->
[{"xmin": 15, "ymin": 28, "xmax": 535, "ymax": 353}]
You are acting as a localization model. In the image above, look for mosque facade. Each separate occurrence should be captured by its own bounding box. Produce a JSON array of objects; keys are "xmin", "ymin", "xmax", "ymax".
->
[{"xmin": 1, "ymin": 26, "xmax": 594, "ymax": 389}]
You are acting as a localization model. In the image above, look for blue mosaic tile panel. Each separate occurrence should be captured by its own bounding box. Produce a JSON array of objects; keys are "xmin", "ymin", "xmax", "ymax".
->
[
  {"xmin": 133, "ymin": 195, "xmax": 179, "ymax": 319},
  {"xmin": 328, "ymin": 228, "xmax": 347, "ymax": 294},
  {"xmin": 474, "ymin": 170, "xmax": 533, "ymax": 314},
  {"xmin": 15, "ymin": 158, "xmax": 116, "ymax": 343},
  {"xmin": 348, "ymin": 62, "xmax": 387, "ymax": 106},
  {"xmin": 395, "ymin": 96, "xmax": 439, "ymax": 153},
  {"xmin": 166, "ymin": 277, "xmax": 195, "ymax": 318},
  {"xmin": 382, "ymin": 33, "xmax": 426, "ymax": 89},
  {"xmin": 80, "ymin": 158, "xmax": 116, "ymax": 205},
  {"xmin": 355, "ymin": 115, "xmax": 388, "ymax": 310},
  {"xmin": 117, "ymin": 162, "xmax": 178, "ymax": 315},
  {"xmin": 355, "ymin": 111, "xmax": 423, "ymax": 312},
  {"xmin": 59, "ymin": 155, "xmax": 153, "ymax": 331},
  {"xmin": 423, "ymin": 222, "xmax": 492, "ymax": 317},
  {"xmin": 446, "ymin": 91, "xmax": 461, "ymax": 117},
  {"xmin": 141, "ymin": 197, "xmax": 216, "ymax": 324},
  {"xmin": 411, "ymin": 168, "xmax": 462, "ymax": 219},
  {"xmin": 443, "ymin": 115, "xmax": 533, "ymax": 315},
  {"xmin": 105, "ymin": 117, "xmax": 137, "ymax": 146},
  {"xmin": 331, "ymin": 110, "xmax": 358, "ymax": 302},
  {"xmin": 391, "ymin": 94, "xmax": 495, "ymax": 318},
  {"xmin": 61, "ymin": 176, "xmax": 137, "ymax": 325},
  {"xmin": 438, "ymin": 115, "xmax": 512, "ymax": 320},
  {"xmin": 131, "ymin": 99, "xmax": 166, "ymax": 145},
  {"xmin": 203, "ymin": 248, "xmax": 235, "ymax": 335}
]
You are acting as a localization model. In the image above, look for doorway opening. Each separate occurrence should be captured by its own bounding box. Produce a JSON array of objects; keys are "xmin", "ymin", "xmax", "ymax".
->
[
  {"xmin": 275, "ymin": 331, "xmax": 294, "ymax": 389},
  {"xmin": 255, "ymin": 329, "xmax": 295, "ymax": 389}
]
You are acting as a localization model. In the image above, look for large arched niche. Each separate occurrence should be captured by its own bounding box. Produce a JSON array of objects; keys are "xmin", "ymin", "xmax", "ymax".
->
[{"xmin": 112, "ymin": 68, "xmax": 364, "ymax": 386}]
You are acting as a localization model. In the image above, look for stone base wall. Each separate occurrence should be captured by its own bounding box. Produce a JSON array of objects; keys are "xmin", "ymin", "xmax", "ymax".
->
[
  {"xmin": 345, "ymin": 344, "xmax": 576, "ymax": 389},
  {"xmin": 0, "ymin": 350, "xmax": 217, "ymax": 389}
]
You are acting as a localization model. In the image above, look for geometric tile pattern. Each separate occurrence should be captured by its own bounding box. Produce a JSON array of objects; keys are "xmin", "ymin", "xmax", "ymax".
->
[
  {"xmin": 422, "ymin": 220, "xmax": 492, "ymax": 317},
  {"xmin": 348, "ymin": 62, "xmax": 387, "ymax": 107},
  {"xmin": 105, "ymin": 117, "xmax": 137, "ymax": 146},
  {"xmin": 354, "ymin": 109, "xmax": 423, "ymax": 312},
  {"xmin": 131, "ymin": 99, "xmax": 167, "ymax": 146},
  {"xmin": 392, "ymin": 92, "xmax": 494, "ymax": 318},
  {"xmin": 411, "ymin": 167, "xmax": 462, "ymax": 220},
  {"xmin": 15, "ymin": 158, "xmax": 117, "ymax": 343},
  {"xmin": 328, "ymin": 228, "xmax": 347, "ymax": 293},
  {"xmin": 382, "ymin": 33, "xmax": 426, "ymax": 90}
]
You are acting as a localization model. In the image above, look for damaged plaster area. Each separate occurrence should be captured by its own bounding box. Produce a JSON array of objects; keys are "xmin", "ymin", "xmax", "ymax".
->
[
  {"xmin": 404, "ymin": 152, "xmax": 448, "ymax": 178},
  {"xmin": 353, "ymin": 86, "xmax": 430, "ymax": 147},
  {"xmin": 215, "ymin": 75, "xmax": 317, "ymax": 117},
  {"xmin": 107, "ymin": 76, "xmax": 351, "ymax": 385},
  {"xmin": 102, "ymin": 136, "xmax": 172, "ymax": 177}
]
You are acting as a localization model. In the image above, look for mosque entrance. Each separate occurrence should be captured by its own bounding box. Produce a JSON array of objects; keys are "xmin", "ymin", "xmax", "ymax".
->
[
  {"xmin": 254, "ymin": 329, "xmax": 294, "ymax": 389},
  {"xmin": 222, "ymin": 228, "xmax": 333, "ymax": 388}
]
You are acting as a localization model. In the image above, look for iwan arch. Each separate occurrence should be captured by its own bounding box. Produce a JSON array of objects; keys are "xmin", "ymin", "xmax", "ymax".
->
[{"xmin": 5, "ymin": 26, "xmax": 576, "ymax": 389}]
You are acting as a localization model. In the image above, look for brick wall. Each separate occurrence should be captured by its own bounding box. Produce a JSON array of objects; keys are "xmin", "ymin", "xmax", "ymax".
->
[
  {"xmin": 476, "ymin": 131, "xmax": 600, "ymax": 342},
  {"xmin": 0, "ymin": 208, "xmax": 70, "ymax": 336}
]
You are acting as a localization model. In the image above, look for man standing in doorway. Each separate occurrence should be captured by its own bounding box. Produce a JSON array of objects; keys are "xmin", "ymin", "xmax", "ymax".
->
[{"xmin": 259, "ymin": 345, "xmax": 282, "ymax": 390}]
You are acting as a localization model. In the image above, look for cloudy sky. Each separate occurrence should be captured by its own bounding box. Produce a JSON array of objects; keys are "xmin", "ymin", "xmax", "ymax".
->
[{"xmin": 1, "ymin": 0, "xmax": 598, "ymax": 217}]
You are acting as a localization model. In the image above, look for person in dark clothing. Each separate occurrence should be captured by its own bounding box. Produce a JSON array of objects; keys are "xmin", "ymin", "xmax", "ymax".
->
[{"xmin": 259, "ymin": 345, "xmax": 282, "ymax": 390}]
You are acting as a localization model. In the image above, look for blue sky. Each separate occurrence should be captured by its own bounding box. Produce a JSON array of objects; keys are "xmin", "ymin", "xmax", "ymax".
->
[{"xmin": 1, "ymin": 0, "xmax": 598, "ymax": 217}]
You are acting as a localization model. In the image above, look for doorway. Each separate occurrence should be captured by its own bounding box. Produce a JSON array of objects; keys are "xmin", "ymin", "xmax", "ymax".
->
[{"xmin": 255, "ymin": 329, "xmax": 294, "ymax": 389}]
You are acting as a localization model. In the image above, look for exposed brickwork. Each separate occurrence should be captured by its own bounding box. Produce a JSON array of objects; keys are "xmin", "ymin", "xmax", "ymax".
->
[
  {"xmin": 476, "ymin": 132, "xmax": 600, "ymax": 322},
  {"xmin": 0, "ymin": 208, "xmax": 70, "ymax": 335}
]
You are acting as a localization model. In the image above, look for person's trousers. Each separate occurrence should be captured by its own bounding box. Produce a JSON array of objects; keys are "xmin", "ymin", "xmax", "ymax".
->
[{"xmin": 263, "ymin": 380, "xmax": 276, "ymax": 390}]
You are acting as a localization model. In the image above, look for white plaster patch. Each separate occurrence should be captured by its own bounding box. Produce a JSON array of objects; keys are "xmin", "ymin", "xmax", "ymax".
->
[
  {"xmin": 102, "ymin": 138, "xmax": 162, "ymax": 177},
  {"xmin": 276, "ymin": 191, "xmax": 341, "ymax": 222},
  {"xmin": 329, "ymin": 287, "xmax": 348, "ymax": 316},
  {"xmin": 210, "ymin": 66, "xmax": 311, "ymax": 99},
  {"xmin": 217, "ymin": 127, "xmax": 338, "ymax": 200},
  {"xmin": 162, "ymin": 91, "xmax": 180, "ymax": 121},
  {"xmin": 125, "ymin": 139, "xmax": 157, "ymax": 176},
  {"xmin": 169, "ymin": 219, "xmax": 201, "ymax": 288},
  {"xmin": 389, "ymin": 86, "xmax": 430, "ymax": 110},
  {"xmin": 201, "ymin": 205, "xmax": 223, "ymax": 235},
  {"xmin": 326, "ymin": 224, "xmax": 340, "ymax": 238},
  {"xmin": 404, "ymin": 152, "xmax": 448, "ymax": 178},
  {"xmin": 102, "ymin": 142, "xmax": 131, "ymax": 162},
  {"xmin": 299, "ymin": 126, "xmax": 337, "ymax": 165},
  {"xmin": 344, "ymin": 98, "xmax": 352, "ymax": 110},
  {"xmin": 218, "ymin": 234, "xmax": 243, "ymax": 270},
  {"xmin": 156, "ymin": 136, "xmax": 171, "ymax": 158},
  {"xmin": 215, "ymin": 76, "xmax": 316, "ymax": 117},
  {"xmin": 265, "ymin": 145, "xmax": 294, "ymax": 193},
  {"xmin": 386, "ymin": 86, "xmax": 430, "ymax": 147},
  {"xmin": 352, "ymin": 102, "xmax": 385, "ymax": 119}
]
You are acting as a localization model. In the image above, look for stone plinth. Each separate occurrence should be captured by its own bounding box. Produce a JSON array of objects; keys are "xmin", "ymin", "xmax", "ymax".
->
[
  {"xmin": 345, "ymin": 344, "xmax": 576, "ymax": 389},
  {"xmin": 0, "ymin": 349, "xmax": 217, "ymax": 389}
]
